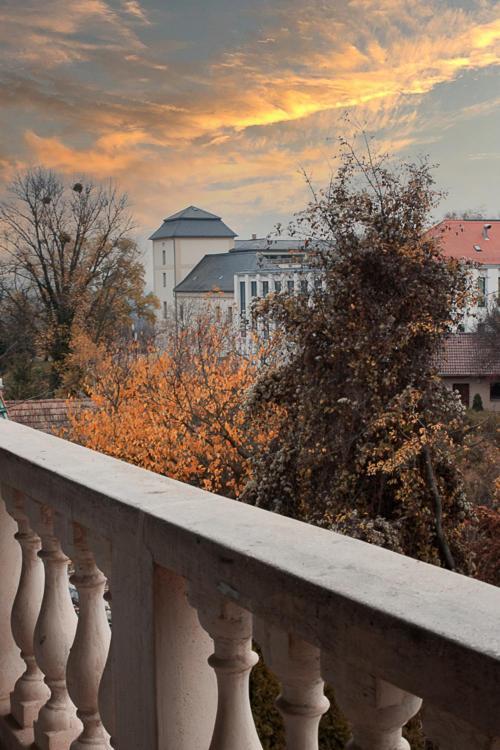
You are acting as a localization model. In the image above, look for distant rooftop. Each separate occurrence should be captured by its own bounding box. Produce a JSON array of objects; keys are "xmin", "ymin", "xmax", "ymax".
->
[
  {"xmin": 436, "ymin": 333, "xmax": 500, "ymax": 377},
  {"xmin": 149, "ymin": 205, "xmax": 237, "ymax": 240},
  {"xmin": 5, "ymin": 399, "xmax": 92, "ymax": 434},
  {"xmin": 174, "ymin": 250, "xmax": 260, "ymax": 294},
  {"xmin": 429, "ymin": 219, "xmax": 500, "ymax": 265},
  {"xmin": 233, "ymin": 238, "xmax": 305, "ymax": 252}
]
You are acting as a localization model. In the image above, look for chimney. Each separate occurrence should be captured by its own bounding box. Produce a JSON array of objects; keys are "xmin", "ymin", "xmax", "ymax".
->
[
  {"xmin": 482, "ymin": 223, "xmax": 492, "ymax": 240},
  {"xmin": 252, "ymin": 234, "xmax": 257, "ymax": 240}
]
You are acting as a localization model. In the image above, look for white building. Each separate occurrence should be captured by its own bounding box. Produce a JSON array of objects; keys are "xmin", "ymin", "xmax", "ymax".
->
[
  {"xmin": 173, "ymin": 238, "xmax": 308, "ymax": 327},
  {"xmin": 149, "ymin": 206, "xmax": 237, "ymax": 320},
  {"xmin": 429, "ymin": 219, "xmax": 500, "ymax": 330},
  {"xmin": 153, "ymin": 211, "xmax": 499, "ymax": 343}
]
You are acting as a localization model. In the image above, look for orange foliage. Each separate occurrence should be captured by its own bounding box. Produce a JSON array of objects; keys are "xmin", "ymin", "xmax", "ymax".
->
[{"xmin": 66, "ymin": 317, "xmax": 275, "ymax": 498}]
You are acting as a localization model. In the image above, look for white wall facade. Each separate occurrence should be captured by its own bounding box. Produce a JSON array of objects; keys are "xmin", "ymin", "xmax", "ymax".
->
[
  {"xmin": 153, "ymin": 237, "xmax": 235, "ymax": 320},
  {"xmin": 234, "ymin": 268, "xmax": 320, "ymax": 354},
  {"xmin": 175, "ymin": 291, "xmax": 236, "ymax": 326},
  {"xmin": 443, "ymin": 377, "xmax": 500, "ymax": 412},
  {"xmin": 461, "ymin": 264, "xmax": 499, "ymax": 331}
]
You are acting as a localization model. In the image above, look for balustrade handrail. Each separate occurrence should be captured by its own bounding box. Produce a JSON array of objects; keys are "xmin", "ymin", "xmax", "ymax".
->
[{"xmin": 0, "ymin": 418, "xmax": 499, "ymax": 741}]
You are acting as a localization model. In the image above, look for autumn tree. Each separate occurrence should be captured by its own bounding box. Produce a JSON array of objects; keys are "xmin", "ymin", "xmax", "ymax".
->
[
  {"xmin": 0, "ymin": 277, "xmax": 50, "ymax": 399},
  {"xmin": 0, "ymin": 168, "xmax": 157, "ymax": 394},
  {"xmin": 66, "ymin": 314, "xmax": 275, "ymax": 498},
  {"xmin": 243, "ymin": 141, "xmax": 475, "ymax": 572},
  {"xmin": 477, "ymin": 303, "xmax": 500, "ymax": 363}
]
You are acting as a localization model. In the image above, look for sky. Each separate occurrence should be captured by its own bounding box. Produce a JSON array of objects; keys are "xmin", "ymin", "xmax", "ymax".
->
[{"xmin": 1, "ymin": 0, "xmax": 499, "ymax": 256}]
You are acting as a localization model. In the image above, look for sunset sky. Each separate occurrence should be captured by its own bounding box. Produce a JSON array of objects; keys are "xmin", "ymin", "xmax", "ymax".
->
[{"xmin": 1, "ymin": 0, "xmax": 499, "ymax": 254}]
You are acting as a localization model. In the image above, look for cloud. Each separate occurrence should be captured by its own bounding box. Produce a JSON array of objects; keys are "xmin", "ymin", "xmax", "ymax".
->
[
  {"xmin": 121, "ymin": 1, "xmax": 151, "ymax": 24},
  {"xmin": 1, "ymin": 0, "xmax": 499, "ymax": 235},
  {"xmin": 23, "ymin": 129, "xmax": 157, "ymax": 174},
  {"xmin": 0, "ymin": 0, "xmax": 148, "ymax": 70}
]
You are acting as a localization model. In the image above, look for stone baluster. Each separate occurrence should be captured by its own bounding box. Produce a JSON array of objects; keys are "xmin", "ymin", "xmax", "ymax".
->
[
  {"xmin": 66, "ymin": 522, "xmax": 111, "ymax": 749},
  {"xmin": 155, "ymin": 566, "xmax": 216, "ymax": 750},
  {"xmin": 255, "ymin": 621, "xmax": 329, "ymax": 750},
  {"xmin": 31, "ymin": 503, "xmax": 81, "ymax": 750},
  {"xmin": 4, "ymin": 488, "xmax": 49, "ymax": 727},
  {"xmin": 321, "ymin": 654, "xmax": 421, "ymax": 750},
  {"xmin": 72, "ymin": 530, "xmax": 114, "ymax": 746},
  {"xmin": 0, "ymin": 490, "xmax": 23, "ymax": 715},
  {"xmin": 189, "ymin": 586, "xmax": 262, "ymax": 750},
  {"xmin": 422, "ymin": 705, "xmax": 500, "ymax": 750},
  {"xmin": 97, "ymin": 587, "xmax": 114, "ymax": 748}
]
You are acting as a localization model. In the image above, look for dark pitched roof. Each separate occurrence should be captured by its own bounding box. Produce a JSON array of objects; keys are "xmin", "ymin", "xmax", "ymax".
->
[
  {"xmin": 428, "ymin": 220, "xmax": 500, "ymax": 265},
  {"xmin": 436, "ymin": 333, "xmax": 500, "ymax": 377},
  {"xmin": 5, "ymin": 399, "xmax": 93, "ymax": 434},
  {"xmin": 149, "ymin": 205, "xmax": 237, "ymax": 240},
  {"xmin": 174, "ymin": 251, "xmax": 259, "ymax": 294},
  {"xmin": 165, "ymin": 206, "xmax": 221, "ymax": 221}
]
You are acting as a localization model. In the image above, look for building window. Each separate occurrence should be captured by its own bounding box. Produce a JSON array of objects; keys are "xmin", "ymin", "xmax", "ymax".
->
[
  {"xmin": 262, "ymin": 280, "xmax": 269, "ymax": 296},
  {"xmin": 163, "ymin": 301, "xmax": 167, "ymax": 320},
  {"xmin": 162, "ymin": 249, "xmax": 166, "ymax": 265},
  {"xmin": 163, "ymin": 272, "xmax": 166, "ymax": 288},
  {"xmin": 477, "ymin": 277, "xmax": 486, "ymax": 307},
  {"xmin": 314, "ymin": 276, "xmax": 322, "ymax": 290},
  {"xmin": 251, "ymin": 281, "xmax": 257, "ymax": 297},
  {"xmin": 287, "ymin": 279, "xmax": 294, "ymax": 293},
  {"xmin": 215, "ymin": 306, "xmax": 221, "ymax": 322},
  {"xmin": 490, "ymin": 382, "xmax": 500, "ymax": 400},
  {"xmin": 300, "ymin": 279, "xmax": 308, "ymax": 294},
  {"xmin": 240, "ymin": 281, "xmax": 246, "ymax": 314},
  {"xmin": 227, "ymin": 306, "xmax": 233, "ymax": 323},
  {"xmin": 179, "ymin": 303, "xmax": 184, "ymax": 322},
  {"xmin": 275, "ymin": 280, "xmax": 282, "ymax": 293}
]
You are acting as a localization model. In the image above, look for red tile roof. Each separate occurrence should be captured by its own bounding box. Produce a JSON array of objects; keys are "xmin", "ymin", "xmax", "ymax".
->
[
  {"xmin": 5, "ymin": 399, "xmax": 92, "ymax": 434},
  {"xmin": 436, "ymin": 333, "xmax": 500, "ymax": 377},
  {"xmin": 428, "ymin": 220, "xmax": 500, "ymax": 265}
]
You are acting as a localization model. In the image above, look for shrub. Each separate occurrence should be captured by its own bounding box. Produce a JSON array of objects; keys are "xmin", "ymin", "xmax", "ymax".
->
[{"xmin": 471, "ymin": 393, "xmax": 483, "ymax": 411}]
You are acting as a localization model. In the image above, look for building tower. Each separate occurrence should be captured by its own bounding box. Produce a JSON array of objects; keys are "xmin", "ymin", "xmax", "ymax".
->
[{"xmin": 149, "ymin": 206, "xmax": 237, "ymax": 320}]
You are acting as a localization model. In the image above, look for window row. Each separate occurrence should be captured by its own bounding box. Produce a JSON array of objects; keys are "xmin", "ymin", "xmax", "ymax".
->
[{"xmin": 239, "ymin": 276, "xmax": 320, "ymax": 313}]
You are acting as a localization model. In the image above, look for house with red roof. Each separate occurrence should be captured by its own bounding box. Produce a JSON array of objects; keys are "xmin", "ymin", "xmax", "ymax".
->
[
  {"xmin": 436, "ymin": 332, "xmax": 500, "ymax": 411},
  {"xmin": 429, "ymin": 219, "xmax": 500, "ymax": 331}
]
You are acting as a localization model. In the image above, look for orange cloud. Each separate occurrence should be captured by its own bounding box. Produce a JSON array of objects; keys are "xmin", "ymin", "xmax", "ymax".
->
[
  {"xmin": 24, "ymin": 130, "xmax": 146, "ymax": 174},
  {"xmin": 1, "ymin": 0, "xmax": 499, "ymax": 237}
]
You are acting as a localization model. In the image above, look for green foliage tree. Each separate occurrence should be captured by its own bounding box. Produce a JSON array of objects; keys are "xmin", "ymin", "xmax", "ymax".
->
[
  {"xmin": 244, "ymin": 141, "xmax": 474, "ymax": 573},
  {"xmin": 0, "ymin": 168, "xmax": 158, "ymax": 394},
  {"xmin": 472, "ymin": 393, "xmax": 484, "ymax": 411}
]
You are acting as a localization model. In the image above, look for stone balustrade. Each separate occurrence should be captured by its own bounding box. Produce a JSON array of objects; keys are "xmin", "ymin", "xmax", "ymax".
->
[{"xmin": 0, "ymin": 419, "xmax": 499, "ymax": 750}]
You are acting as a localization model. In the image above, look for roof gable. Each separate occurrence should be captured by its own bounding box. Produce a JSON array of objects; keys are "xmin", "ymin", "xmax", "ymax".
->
[
  {"xmin": 164, "ymin": 205, "xmax": 221, "ymax": 222},
  {"xmin": 149, "ymin": 205, "xmax": 237, "ymax": 240}
]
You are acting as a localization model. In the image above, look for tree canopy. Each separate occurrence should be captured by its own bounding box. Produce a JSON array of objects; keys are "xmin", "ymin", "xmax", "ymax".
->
[
  {"xmin": 66, "ymin": 316, "xmax": 276, "ymax": 498},
  {"xmin": 0, "ymin": 168, "xmax": 157, "ymax": 395},
  {"xmin": 243, "ymin": 142, "xmax": 475, "ymax": 572}
]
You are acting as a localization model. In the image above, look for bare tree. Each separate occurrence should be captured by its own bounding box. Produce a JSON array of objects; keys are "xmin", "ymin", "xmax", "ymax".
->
[{"xmin": 0, "ymin": 168, "xmax": 156, "ymax": 391}]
